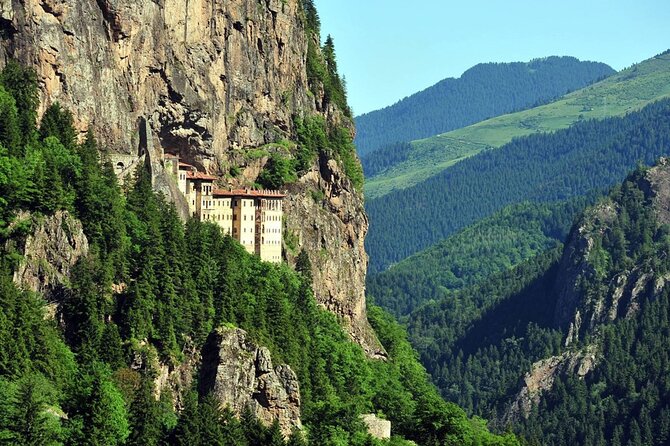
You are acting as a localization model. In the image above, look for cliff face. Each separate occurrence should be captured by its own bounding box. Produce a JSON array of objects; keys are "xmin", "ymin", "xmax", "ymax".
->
[
  {"xmin": 554, "ymin": 162, "xmax": 670, "ymax": 346},
  {"xmin": 505, "ymin": 161, "xmax": 670, "ymax": 422},
  {"xmin": 7, "ymin": 210, "xmax": 89, "ymax": 304},
  {"xmin": 200, "ymin": 327, "xmax": 302, "ymax": 437},
  {"xmin": 0, "ymin": 0, "xmax": 311, "ymax": 158},
  {"xmin": 0, "ymin": 0, "xmax": 382, "ymax": 356}
]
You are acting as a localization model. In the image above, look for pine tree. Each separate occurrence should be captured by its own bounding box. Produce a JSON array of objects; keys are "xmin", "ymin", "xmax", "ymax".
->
[
  {"xmin": 172, "ymin": 391, "xmax": 201, "ymax": 446},
  {"xmin": 266, "ymin": 419, "xmax": 286, "ymax": 446},
  {"xmin": 1, "ymin": 373, "xmax": 63, "ymax": 446},
  {"xmin": 127, "ymin": 376, "xmax": 162, "ymax": 446},
  {"xmin": 39, "ymin": 103, "xmax": 77, "ymax": 150},
  {"xmin": 0, "ymin": 85, "xmax": 21, "ymax": 156},
  {"xmin": 0, "ymin": 60, "xmax": 39, "ymax": 148}
]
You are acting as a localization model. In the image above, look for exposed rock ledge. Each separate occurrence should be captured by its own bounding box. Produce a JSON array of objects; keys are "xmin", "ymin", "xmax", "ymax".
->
[
  {"xmin": 8, "ymin": 211, "xmax": 89, "ymax": 305},
  {"xmin": 503, "ymin": 344, "xmax": 597, "ymax": 424},
  {"xmin": 200, "ymin": 327, "xmax": 302, "ymax": 437}
]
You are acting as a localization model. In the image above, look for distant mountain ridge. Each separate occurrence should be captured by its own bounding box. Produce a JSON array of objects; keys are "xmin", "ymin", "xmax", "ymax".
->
[
  {"xmin": 365, "ymin": 98, "xmax": 670, "ymax": 273},
  {"xmin": 354, "ymin": 56, "xmax": 614, "ymax": 156},
  {"xmin": 364, "ymin": 51, "xmax": 670, "ymax": 199}
]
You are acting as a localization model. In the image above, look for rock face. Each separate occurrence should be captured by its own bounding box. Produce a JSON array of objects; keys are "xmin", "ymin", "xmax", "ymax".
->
[
  {"xmin": 285, "ymin": 157, "xmax": 385, "ymax": 359},
  {"xmin": 552, "ymin": 201, "xmax": 619, "ymax": 346},
  {"xmin": 9, "ymin": 211, "xmax": 89, "ymax": 303},
  {"xmin": 505, "ymin": 161, "xmax": 670, "ymax": 422},
  {"xmin": 0, "ymin": 0, "xmax": 311, "ymax": 158},
  {"xmin": 504, "ymin": 345, "xmax": 597, "ymax": 423},
  {"xmin": 200, "ymin": 327, "xmax": 301, "ymax": 436},
  {"xmin": 0, "ymin": 0, "xmax": 381, "ymax": 356},
  {"xmin": 554, "ymin": 161, "xmax": 670, "ymax": 346}
]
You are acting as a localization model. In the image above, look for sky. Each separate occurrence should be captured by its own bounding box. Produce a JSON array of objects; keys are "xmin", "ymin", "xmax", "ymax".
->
[{"xmin": 313, "ymin": 0, "xmax": 670, "ymax": 116}]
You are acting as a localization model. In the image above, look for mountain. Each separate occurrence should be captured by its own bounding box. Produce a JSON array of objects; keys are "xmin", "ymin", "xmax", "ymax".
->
[
  {"xmin": 368, "ymin": 196, "xmax": 595, "ymax": 318},
  {"xmin": 365, "ymin": 50, "xmax": 670, "ymax": 199},
  {"xmin": 406, "ymin": 161, "xmax": 670, "ymax": 445},
  {"xmin": 0, "ymin": 0, "xmax": 519, "ymax": 444},
  {"xmin": 366, "ymin": 97, "xmax": 670, "ymax": 273},
  {"xmin": 354, "ymin": 56, "xmax": 614, "ymax": 157},
  {"xmin": 0, "ymin": 0, "xmax": 380, "ymax": 356}
]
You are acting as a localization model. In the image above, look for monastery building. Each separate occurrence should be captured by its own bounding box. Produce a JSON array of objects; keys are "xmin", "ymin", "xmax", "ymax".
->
[{"xmin": 164, "ymin": 153, "xmax": 285, "ymax": 263}]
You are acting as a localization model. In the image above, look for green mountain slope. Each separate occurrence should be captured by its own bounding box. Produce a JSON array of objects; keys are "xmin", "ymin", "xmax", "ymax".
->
[
  {"xmin": 365, "ymin": 97, "xmax": 670, "ymax": 273},
  {"xmin": 406, "ymin": 163, "xmax": 670, "ymax": 445},
  {"xmin": 354, "ymin": 57, "xmax": 614, "ymax": 156},
  {"xmin": 365, "ymin": 50, "xmax": 670, "ymax": 199},
  {"xmin": 367, "ymin": 196, "xmax": 595, "ymax": 318}
]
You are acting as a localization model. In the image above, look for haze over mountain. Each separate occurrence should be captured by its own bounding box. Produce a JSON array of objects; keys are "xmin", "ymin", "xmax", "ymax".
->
[{"xmin": 354, "ymin": 57, "xmax": 614, "ymax": 156}]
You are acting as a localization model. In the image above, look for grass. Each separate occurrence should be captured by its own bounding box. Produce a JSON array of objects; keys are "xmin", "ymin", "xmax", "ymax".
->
[{"xmin": 364, "ymin": 52, "xmax": 670, "ymax": 200}]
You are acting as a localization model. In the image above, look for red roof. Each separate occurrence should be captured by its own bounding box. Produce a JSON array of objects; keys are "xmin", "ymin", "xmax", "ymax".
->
[
  {"xmin": 164, "ymin": 153, "xmax": 179, "ymax": 159},
  {"xmin": 213, "ymin": 188, "xmax": 286, "ymax": 198},
  {"xmin": 186, "ymin": 171, "xmax": 217, "ymax": 181}
]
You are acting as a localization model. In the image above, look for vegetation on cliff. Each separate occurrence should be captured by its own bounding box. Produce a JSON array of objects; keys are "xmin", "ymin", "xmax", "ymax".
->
[
  {"xmin": 395, "ymin": 164, "xmax": 670, "ymax": 445},
  {"xmin": 0, "ymin": 63, "xmax": 516, "ymax": 445}
]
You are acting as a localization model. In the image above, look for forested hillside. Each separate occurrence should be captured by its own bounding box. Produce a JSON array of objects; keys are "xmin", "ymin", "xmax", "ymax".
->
[
  {"xmin": 354, "ymin": 57, "xmax": 614, "ymax": 156},
  {"xmin": 0, "ymin": 59, "xmax": 518, "ymax": 445},
  {"xmin": 368, "ymin": 196, "xmax": 595, "ymax": 318},
  {"xmin": 365, "ymin": 51, "xmax": 670, "ymax": 199},
  {"xmin": 366, "ymin": 98, "xmax": 670, "ymax": 273},
  {"xmin": 404, "ymin": 164, "xmax": 670, "ymax": 446}
]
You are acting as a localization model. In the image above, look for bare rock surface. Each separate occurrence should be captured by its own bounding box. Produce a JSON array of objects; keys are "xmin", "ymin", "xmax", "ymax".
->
[
  {"xmin": 9, "ymin": 211, "xmax": 89, "ymax": 302},
  {"xmin": 504, "ymin": 345, "xmax": 597, "ymax": 423},
  {"xmin": 200, "ymin": 327, "xmax": 301, "ymax": 436},
  {"xmin": 285, "ymin": 156, "xmax": 386, "ymax": 358}
]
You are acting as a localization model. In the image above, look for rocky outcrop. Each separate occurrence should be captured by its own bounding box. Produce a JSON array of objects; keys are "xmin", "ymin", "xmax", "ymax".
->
[
  {"xmin": 0, "ymin": 0, "xmax": 381, "ymax": 357},
  {"xmin": 9, "ymin": 211, "xmax": 89, "ymax": 305},
  {"xmin": 552, "ymin": 201, "xmax": 619, "ymax": 345},
  {"xmin": 200, "ymin": 327, "xmax": 301, "ymax": 436},
  {"xmin": 285, "ymin": 157, "xmax": 385, "ymax": 359},
  {"xmin": 505, "ymin": 161, "xmax": 670, "ymax": 422},
  {"xmin": 504, "ymin": 345, "xmax": 597, "ymax": 423},
  {"xmin": 554, "ymin": 161, "xmax": 670, "ymax": 346}
]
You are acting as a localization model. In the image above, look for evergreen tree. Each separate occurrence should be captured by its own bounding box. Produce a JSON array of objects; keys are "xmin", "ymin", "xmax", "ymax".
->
[
  {"xmin": 127, "ymin": 376, "xmax": 163, "ymax": 446},
  {"xmin": 0, "ymin": 85, "xmax": 21, "ymax": 156},
  {"xmin": 0, "ymin": 373, "xmax": 63, "ymax": 446},
  {"xmin": 39, "ymin": 103, "xmax": 77, "ymax": 150},
  {"xmin": 0, "ymin": 60, "xmax": 39, "ymax": 148},
  {"xmin": 172, "ymin": 391, "xmax": 201, "ymax": 446}
]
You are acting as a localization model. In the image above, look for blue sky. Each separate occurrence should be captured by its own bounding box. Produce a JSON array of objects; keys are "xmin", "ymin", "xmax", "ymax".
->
[{"xmin": 313, "ymin": 0, "xmax": 670, "ymax": 116}]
